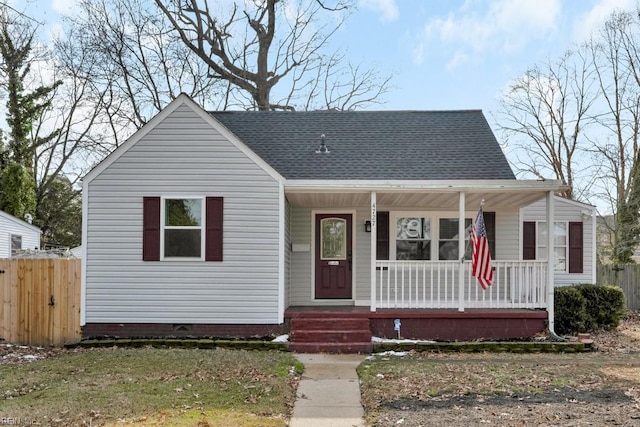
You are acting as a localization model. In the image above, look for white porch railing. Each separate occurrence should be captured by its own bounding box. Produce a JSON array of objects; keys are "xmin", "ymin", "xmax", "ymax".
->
[{"xmin": 375, "ymin": 260, "xmax": 548, "ymax": 309}]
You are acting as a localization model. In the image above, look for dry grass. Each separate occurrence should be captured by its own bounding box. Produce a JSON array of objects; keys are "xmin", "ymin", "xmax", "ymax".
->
[
  {"xmin": 359, "ymin": 312, "xmax": 640, "ymax": 426},
  {"xmin": 0, "ymin": 346, "xmax": 302, "ymax": 426}
]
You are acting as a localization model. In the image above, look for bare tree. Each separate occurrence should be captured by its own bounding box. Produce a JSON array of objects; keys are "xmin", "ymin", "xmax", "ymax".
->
[
  {"xmin": 0, "ymin": 7, "xmax": 90, "ymax": 245},
  {"xmin": 586, "ymin": 9, "xmax": 640, "ymax": 263},
  {"xmin": 496, "ymin": 47, "xmax": 597, "ymax": 200},
  {"xmin": 496, "ymin": 7, "xmax": 640, "ymax": 263},
  {"xmin": 155, "ymin": 0, "xmax": 391, "ymax": 111},
  {"xmin": 56, "ymin": 0, "xmax": 224, "ymax": 145}
]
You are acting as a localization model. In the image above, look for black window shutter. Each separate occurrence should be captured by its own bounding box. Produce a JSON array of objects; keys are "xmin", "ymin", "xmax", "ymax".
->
[
  {"xmin": 376, "ymin": 211, "xmax": 389, "ymax": 260},
  {"xmin": 143, "ymin": 197, "xmax": 161, "ymax": 261},
  {"xmin": 523, "ymin": 221, "xmax": 536, "ymax": 260},
  {"xmin": 483, "ymin": 211, "xmax": 496, "ymax": 259},
  {"xmin": 568, "ymin": 221, "xmax": 583, "ymax": 273},
  {"xmin": 206, "ymin": 197, "xmax": 224, "ymax": 261}
]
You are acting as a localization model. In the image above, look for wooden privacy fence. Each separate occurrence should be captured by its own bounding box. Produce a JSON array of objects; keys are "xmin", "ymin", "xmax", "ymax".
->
[
  {"xmin": 0, "ymin": 258, "xmax": 81, "ymax": 346},
  {"xmin": 597, "ymin": 264, "xmax": 640, "ymax": 311}
]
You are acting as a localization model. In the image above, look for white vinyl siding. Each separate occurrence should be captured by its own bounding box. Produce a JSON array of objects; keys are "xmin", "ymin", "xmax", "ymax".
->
[
  {"xmin": 284, "ymin": 200, "xmax": 292, "ymax": 308},
  {"xmin": 495, "ymin": 209, "xmax": 519, "ymax": 260},
  {"xmin": 84, "ymin": 103, "xmax": 281, "ymax": 324},
  {"xmin": 289, "ymin": 206, "xmax": 313, "ymax": 305},
  {"xmin": 0, "ymin": 211, "xmax": 40, "ymax": 258},
  {"xmin": 522, "ymin": 197, "xmax": 595, "ymax": 285}
]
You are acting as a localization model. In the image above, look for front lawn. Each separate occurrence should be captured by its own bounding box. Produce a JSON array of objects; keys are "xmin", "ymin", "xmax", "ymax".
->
[{"xmin": 1, "ymin": 346, "xmax": 302, "ymax": 426}]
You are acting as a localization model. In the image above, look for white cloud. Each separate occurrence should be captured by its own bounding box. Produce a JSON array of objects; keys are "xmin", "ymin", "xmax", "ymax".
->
[
  {"xmin": 359, "ymin": 0, "xmax": 399, "ymax": 22},
  {"xmin": 51, "ymin": 0, "xmax": 74, "ymax": 15},
  {"xmin": 412, "ymin": 0, "xmax": 561, "ymax": 67},
  {"xmin": 573, "ymin": 0, "xmax": 636, "ymax": 42}
]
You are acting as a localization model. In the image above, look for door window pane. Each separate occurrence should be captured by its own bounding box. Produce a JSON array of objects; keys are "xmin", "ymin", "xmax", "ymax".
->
[{"xmin": 321, "ymin": 218, "xmax": 346, "ymax": 260}]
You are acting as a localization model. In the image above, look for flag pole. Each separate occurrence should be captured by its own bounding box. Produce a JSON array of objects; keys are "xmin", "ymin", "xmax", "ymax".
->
[
  {"xmin": 471, "ymin": 198, "xmax": 494, "ymax": 290},
  {"xmin": 462, "ymin": 199, "xmax": 485, "ymax": 261}
]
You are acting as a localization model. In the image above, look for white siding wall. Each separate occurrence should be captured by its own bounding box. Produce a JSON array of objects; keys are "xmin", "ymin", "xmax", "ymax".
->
[
  {"xmin": 85, "ymin": 104, "xmax": 281, "ymax": 324},
  {"xmin": 289, "ymin": 205, "xmax": 312, "ymax": 305},
  {"xmin": 284, "ymin": 200, "xmax": 291, "ymax": 308},
  {"xmin": 495, "ymin": 209, "xmax": 520, "ymax": 260},
  {"xmin": 0, "ymin": 213, "xmax": 40, "ymax": 258},
  {"xmin": 355, "ymin": 207, "xmax": 372, "ymax": 304},
  {"xmin": 522, "ymin": 197, "xmax": 595, "ymax": 285}
]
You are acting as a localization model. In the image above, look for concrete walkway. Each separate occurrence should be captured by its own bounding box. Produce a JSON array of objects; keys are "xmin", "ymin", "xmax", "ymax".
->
[{"xmin": 290, "ymin": 353, "xmax": 366, "ymax": 427}]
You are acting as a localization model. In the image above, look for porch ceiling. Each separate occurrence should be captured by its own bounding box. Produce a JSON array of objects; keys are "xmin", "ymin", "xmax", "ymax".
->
[{"xmin": 285, "ymin": 191, "xmax": 548, "ymax": 210}]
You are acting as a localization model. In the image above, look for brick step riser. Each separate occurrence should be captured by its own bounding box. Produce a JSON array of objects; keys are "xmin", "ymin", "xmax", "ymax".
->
[
  {"xmin": 290, "ymin": 330, "xmax": 372, "ymax": 343},
  {"xmin": 290, "ymin": 318, "xmax": 370, "ymax": 331},
  {"xmin": 289, "ymin": 342, "xmax": 373, "ymax": 354}
]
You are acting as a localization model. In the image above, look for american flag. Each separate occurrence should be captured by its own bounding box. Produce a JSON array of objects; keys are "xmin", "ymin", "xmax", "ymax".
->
[{"xmin": 471, "ymin": 207, "xmax": 494, "ymax": 289}]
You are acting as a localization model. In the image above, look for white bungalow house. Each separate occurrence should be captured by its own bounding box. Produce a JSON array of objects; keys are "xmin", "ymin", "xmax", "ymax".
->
[
  {"xmin": 81, "ymin": 94, "xmax": 595, "ymax": 352},
  {"xmin": 0, "ymin": 210, "xmax": 41, "ymax": 258}
]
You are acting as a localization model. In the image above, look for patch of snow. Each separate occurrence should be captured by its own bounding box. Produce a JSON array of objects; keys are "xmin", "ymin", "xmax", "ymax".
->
[
  {"xmin": 272, "ymin": 334, "xmax": 289, "ymax": 343},
  {"xmin": 366, "ymin": 350, "xmax": 408, "ymax": 359},
  {"xmin": 22, "ymin": 355, "xmax": 38, "ymax": 360},
  {"xmin": 371, "ymin": 336, "xmax": 436, "ymax": 344}
]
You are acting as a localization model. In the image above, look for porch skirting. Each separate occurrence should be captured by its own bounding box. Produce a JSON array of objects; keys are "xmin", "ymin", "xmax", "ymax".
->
[
  {"xmin": 82, "ymin": 323, "xmax": 287, "ymax": 339},
  {"xmin": 82, "ymin": 307, "xmax": 547, "ymax": 344},
  {"xmin": 285, "ymin": 306, "xmax": 548, "ymax": 342}
]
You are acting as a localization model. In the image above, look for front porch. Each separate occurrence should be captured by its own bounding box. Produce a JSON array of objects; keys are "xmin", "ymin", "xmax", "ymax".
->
[{"xmin": 285, "ymin": 306, "xmax": 548, "ymax": 353}]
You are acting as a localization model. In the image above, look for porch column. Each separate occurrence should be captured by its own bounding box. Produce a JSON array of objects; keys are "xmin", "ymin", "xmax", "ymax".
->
[
  {"xmin": 370, "ymin": 191, "xmax": 377, "ymax": 312},
  {"xmin": 458, "ymin": 191, "xmax": 466, "ymax": 312},
  {"xmin": 546, "ymin": 191, "xmax": 555, "ymax": 333}
]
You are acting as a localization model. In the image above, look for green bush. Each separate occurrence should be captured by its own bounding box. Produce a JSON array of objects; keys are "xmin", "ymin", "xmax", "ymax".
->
[
  {"xmin": 554, "ymin": 286, "xmax": 587, "ymax": 334},
  {"xmin": 577, "ymin": 284, "xmax": 626, "ymax": 331},
  {"xmin": 554, "ymin": 284, "xmax": 626, "ymax": 335}
]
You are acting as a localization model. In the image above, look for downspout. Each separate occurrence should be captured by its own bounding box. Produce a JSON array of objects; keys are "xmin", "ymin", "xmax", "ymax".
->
[{"xmin": 546, "ymin": 192, "xmax": 565, "ymax": 341}]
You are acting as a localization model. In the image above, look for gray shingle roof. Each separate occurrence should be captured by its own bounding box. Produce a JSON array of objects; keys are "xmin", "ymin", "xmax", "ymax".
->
[{"xmin": 210, "ymin": 110, "xmax": 515, "ymax": 180}]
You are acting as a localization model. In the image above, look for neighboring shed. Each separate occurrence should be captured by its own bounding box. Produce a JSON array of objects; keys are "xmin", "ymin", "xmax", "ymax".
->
[{"xmin": 0, "ymin": 210, "xmax": 41, "ymax": 258}]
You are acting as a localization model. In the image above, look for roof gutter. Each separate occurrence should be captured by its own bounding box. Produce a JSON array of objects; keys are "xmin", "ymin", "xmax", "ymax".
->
[{"xmin": 284, "ymin": 179, "xmax": 568, "ymax": 193}]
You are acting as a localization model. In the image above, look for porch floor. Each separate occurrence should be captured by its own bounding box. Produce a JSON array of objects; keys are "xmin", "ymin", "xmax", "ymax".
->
[{"xmin": 285, "ymin": 306, "xmax": 548, "ymax": 351}]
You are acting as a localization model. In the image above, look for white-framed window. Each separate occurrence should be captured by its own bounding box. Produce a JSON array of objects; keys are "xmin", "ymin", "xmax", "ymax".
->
[
  {"xmin": 161, "ymin": 197, "xmax": 205, "ymax": 260},
  {"xmin": 438, "ymin": 218, "xmax": 473, "ymax": 261},
  {"xmin": 536, "ymin": 221, "xmax": 567, "ymax": 272},
  {"xmin": 394, "ymin": 215, "xmax": 431, "ymax": 260},
  {"xmin": 10, "ymin": 234, "xmax": 22, "ymax": 257},
  {"xmin": 390, "ymin": 212, "xmax": 474, "ymax": 261}
]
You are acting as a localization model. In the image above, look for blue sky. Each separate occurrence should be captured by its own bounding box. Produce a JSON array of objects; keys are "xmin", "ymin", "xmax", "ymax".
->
[
  {"xmin": 13, "ymin": 0, "xmax": 638, "ymax": 116},
  {"xmin": 346, "ymin": 0, "xmax": 636, "ymax": 115}
]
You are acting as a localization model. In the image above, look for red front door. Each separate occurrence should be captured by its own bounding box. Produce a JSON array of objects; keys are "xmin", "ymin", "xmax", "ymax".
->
[{"xmin": 315, "ymin": 214, "xmax": 353, "ymax": 299}]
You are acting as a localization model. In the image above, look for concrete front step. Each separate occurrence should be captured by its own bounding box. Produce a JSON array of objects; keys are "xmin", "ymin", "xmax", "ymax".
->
[
  {"xmin": 289, "ymin": 316, "xmax": 373, "ymax": 353},
  {"xmin": 289, "ymin": 342, "xmax": 373, "ymax": 354},
  {"xmin": 290, "ymin": 317, "xmax": 370, "ymax": 331},
  {"xmin": 290, "ymin": 329, "xmax": 372, "ymax": 343}
]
